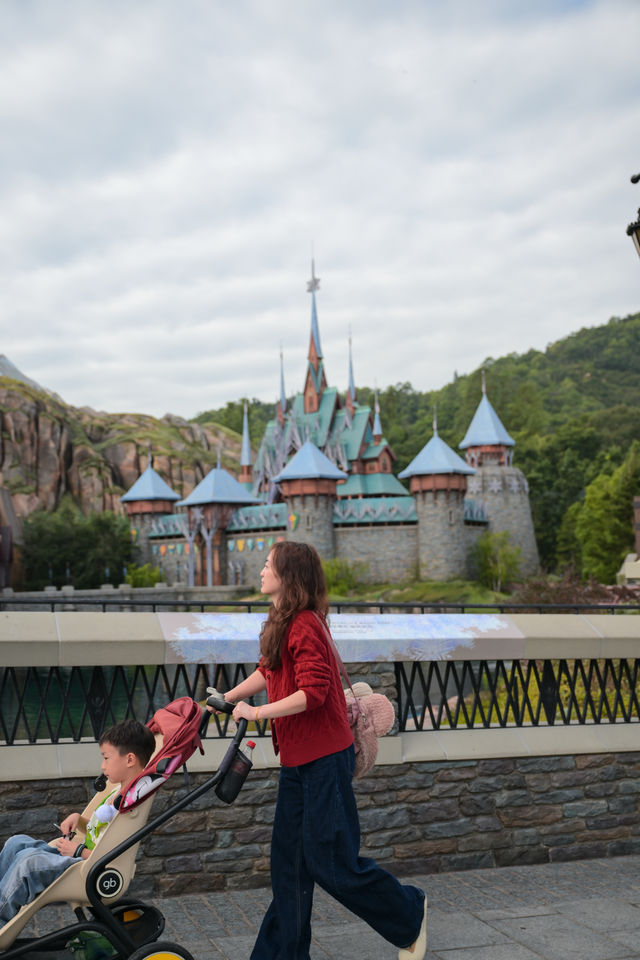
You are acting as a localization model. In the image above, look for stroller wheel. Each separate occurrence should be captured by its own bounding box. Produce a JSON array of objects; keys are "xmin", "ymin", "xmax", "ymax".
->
[{"xmin": 126, "ymin": 943, "xmax": 194, "ymax": 960}]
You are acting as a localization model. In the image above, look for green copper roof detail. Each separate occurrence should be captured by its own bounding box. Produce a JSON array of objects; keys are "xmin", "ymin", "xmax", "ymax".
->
[
  {"xmin": 337, "ymin": 473, "xmax": 409, "ymax": 497},
  {"xmin": 228, "ymin": 502, "xmax": 288, "ymax": 532},
  {"xmin": 333, "ymin": 496, "xmax": 417, "ymax": 525}
]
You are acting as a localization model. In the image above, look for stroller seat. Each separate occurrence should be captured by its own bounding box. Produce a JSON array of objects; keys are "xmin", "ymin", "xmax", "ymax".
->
[{"xmin": 0, "ymin": 733, "xmax": 163, "ymax": 953}]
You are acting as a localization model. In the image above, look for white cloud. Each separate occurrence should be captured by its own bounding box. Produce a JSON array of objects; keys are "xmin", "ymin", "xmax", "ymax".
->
[{"xmin": 0, "ymin": 0, "xmax": 638, "ymax": 420}]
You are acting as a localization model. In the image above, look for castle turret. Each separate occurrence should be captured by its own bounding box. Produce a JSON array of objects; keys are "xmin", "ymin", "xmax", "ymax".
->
[
  {"xmin": 460, "ymin": 376, "xmax": 539, "ymax": 575},
  {"xmin": 177, "ymin": 459, "xmax": 260, "ymax": 586},
  {"xmin": 274, "ymin": 439, "xmax": 347, "ymax": 557},
  {"xmin": 399, "ymin": 418, "xmax": 475, "ymax": 580},
  {"xmin": 121, "ymin": 454, "xmax": 180, "ymax": 565}
]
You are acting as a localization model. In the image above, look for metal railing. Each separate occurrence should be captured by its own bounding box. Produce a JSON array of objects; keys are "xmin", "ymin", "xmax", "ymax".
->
[
  {"xmin": 3, "ymin": 596, "xmax": 640, "ymax": 614},
  {"xmin": 2, "ymin": 657, "xmax": 639, "ymax": 745}
]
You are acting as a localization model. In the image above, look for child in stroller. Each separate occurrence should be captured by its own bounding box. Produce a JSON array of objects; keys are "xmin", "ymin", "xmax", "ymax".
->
[{"xmin": 0, "ymin": 720, "xmax": 155, "ymax": 928}]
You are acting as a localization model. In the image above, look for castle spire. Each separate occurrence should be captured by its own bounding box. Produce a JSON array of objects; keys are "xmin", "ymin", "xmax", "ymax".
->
[
  {"xmin": 303, "ymin": 258, "xmax": 328, "ymax": 413},
  {"xmin": 346, "ymin": 327, "xmax": 357, "ymax": 416},
  {"xmin": 277, "ymin": 345, "xmax": 287, "ymax": 425},
  {"xmin": 373, "ymin": 388, "xmax": 383, "ymax": 444},
  {"xmin": 433, "ymin": 405, "xmax": 438, "ymax": 437},
  {"xmin": 239, "ymin": 401, "xmax": 253, "ymax": 484}
]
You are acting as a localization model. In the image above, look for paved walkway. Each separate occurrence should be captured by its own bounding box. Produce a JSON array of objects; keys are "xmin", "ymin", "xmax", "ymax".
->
[
  {"xmin": 26, "ymin": 854, "xmax": 640, "ymax": 958},
  {"xmin": 151, "ymin": 854, "xmax": 640, "ymax": 960}
]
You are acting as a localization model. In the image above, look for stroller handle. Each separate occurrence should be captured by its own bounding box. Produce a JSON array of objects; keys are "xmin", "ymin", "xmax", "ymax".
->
[{"xmin": 206, "ymin": 690, "xmax": 234, "ymax": 714}]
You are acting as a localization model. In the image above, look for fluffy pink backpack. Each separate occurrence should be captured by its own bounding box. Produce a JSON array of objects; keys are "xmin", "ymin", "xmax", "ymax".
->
[{"xmin": 344, "ymin": 682, "xmax": 395, "ymax": 778}]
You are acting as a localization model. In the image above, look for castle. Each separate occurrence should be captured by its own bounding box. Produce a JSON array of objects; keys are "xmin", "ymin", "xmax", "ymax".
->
[{"xmin": 121, "ymin": 264, "xmax": 539, "ymax": 587}]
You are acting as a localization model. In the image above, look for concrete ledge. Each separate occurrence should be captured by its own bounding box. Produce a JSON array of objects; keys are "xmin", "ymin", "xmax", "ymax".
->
[
  {"xmin": 1, "ymin": 612, "xmax": 640, "ymax": 665},
  {"xmin": 2, "ymin": 723, "xmax": 638, "ymax": 781}
]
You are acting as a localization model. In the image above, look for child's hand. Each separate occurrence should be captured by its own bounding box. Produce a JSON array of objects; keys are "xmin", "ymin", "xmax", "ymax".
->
[
  {"xmin": 60, "ymin": 813, "xmax": 80, "ymax": 837},
  {"xmin": 54, "ymin": 836, "xmax": 80, "ymax": 857}
]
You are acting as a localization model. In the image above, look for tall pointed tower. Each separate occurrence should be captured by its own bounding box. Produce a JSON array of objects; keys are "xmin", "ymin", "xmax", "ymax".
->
[
  {"xmin": 399, "ymin": 414, "xmax": 475, "ymax": 580},
  {"xmin": 346, "ymin": 330, "xmax": 357, "ymax": 417},
  {"xmin": 303, "ymin": 260, "xmax": 328, "ymax": 413},
  {"xmin": 239, "ymin": 402, "xmax": 253, "ymax": 487},
  {"xmin": 460, "ymin": 375, "xmax": 539, "ymax": 575}
]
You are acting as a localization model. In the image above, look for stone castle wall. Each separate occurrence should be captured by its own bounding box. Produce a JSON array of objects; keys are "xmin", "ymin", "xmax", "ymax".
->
[
  {"xmin": 415, "ymin": 490, "xmax": 468, "ymax": 580},
  {"xmin": 335, "ymin": 525, "xmax": 417, "ymax": 583},
  {"xmin": 468, "ymin": 466, "xmax": 539, "ymax": 576},
  {"xmin": 2, "ymin": 750, "xmax": 637, "ymax": 898}
]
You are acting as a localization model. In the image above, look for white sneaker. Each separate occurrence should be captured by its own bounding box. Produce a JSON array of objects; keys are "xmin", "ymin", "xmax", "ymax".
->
[{"xmin": 398, "ymin": 896, "xmax": 427, "ymax": 960}]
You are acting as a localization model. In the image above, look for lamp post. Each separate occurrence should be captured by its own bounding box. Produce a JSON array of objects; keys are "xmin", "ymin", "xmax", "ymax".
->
[{"xmin": 627, "ymin": 173, "xmax": 640, "ymax": 259}]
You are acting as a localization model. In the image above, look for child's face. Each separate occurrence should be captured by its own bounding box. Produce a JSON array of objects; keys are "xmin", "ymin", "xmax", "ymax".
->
[{"xmin": 99, "ymin": 740, "xmax": 137, "ymax": 785}]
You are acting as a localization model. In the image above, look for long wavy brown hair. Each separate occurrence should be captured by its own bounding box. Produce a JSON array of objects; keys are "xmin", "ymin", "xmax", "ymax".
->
[{"xmin": 260, "ymin": 541, "xmax": 329, "ymax": 669}]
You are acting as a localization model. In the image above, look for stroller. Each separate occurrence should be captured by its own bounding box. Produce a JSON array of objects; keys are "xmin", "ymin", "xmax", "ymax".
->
[{"xmin": 0, "ymin": 693, "xmax": 249, "ymax": 960}]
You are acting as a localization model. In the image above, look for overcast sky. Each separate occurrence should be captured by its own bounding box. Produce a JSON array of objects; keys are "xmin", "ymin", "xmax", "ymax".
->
[{"xmin": 1, "ymin": 0, "xmax": 639, "ymax": 420}]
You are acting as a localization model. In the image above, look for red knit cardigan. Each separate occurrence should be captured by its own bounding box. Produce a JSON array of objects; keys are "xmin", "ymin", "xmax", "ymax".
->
[{"xmin": 257, "ymin": 610, "xmax": 353, "ymax": 767}]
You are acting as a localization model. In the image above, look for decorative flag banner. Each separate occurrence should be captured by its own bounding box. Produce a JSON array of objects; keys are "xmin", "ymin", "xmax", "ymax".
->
[
  {"xmin": 228, "ymin": 541, "xmax": 235, "ymax": 552},
  {"xmin": 267, "ymin": 536, "xmax": 275, "ymax": 547},
  {"xmin": 237, "ymin": 540, "xmax": 245, "ymax": 552},
  {"xmin": 256, "ymin": 538, "xmax": 265, "ymax": 551},
  {"xmin": 160, "ymin": 545, "xmax": 167, "ymax": 556},
  {"xmin": 288, "ymin": 513, "xmax": 299, "ymax": 531},
  {"xmin": 184, "ymin": 543, "xmax": 190, "ymax": 555},
  {"xmin": 152, "ymin": 545, "xmax": 159, "ymax": 555},
  {"xmin": 247, "ymin": 539, "xmax": 254, "ymax": 551}
]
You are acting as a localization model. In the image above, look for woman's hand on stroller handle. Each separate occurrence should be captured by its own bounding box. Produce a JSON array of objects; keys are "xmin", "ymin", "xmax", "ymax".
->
[{"xmin": 206, "ymin": 688, "xmax": 234, "ymax": 715}]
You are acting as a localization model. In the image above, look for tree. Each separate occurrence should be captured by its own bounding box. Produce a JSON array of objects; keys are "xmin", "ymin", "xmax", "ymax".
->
[
  {"xmin": 472, "ymin": 531, "xmax": 522, "ymax": 593},
  {"xmin": 573, "ymin": 441, "xmax": 640, "ymax": 583},
  {"xmin": 22, "ymin": 500, "xmax": 132, "ymax": 590}
]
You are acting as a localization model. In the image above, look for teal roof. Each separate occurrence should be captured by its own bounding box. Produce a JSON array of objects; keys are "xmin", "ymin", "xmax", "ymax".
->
[
  {"xmin": 399, "ymin": 433, "xmax": 476, "ymax": 479},
  {"xmin": 228, "ymin": 502, "xmax": 288, "ymax": 532},
  {"xmin": 361, "ymin": 439, "xmax": 390, "ymax": 461},
  {"xmin": 177, "ymin": 468, "xmax": 261, "ymax": 507},
  {"xmin": 459, "ymin": 393, "xmax": 514, "ymax": 449},
  {"xmin": 121, "ymin": 465, "xmax": 180, "ymax": 503},
  {"xmin": 337, "ymin": 474, "xmax": 409, "ymax": 498},
  {"xmin": 148, "ymin": 513, "xmax": 186, "ymax": 538},
  {"xmin": 274, "ymin": 440, "xmax": 348, "ymax": 482},
  {"xmin": 333, "ymin": 496, "xmax": 417, "ymax": 525}
]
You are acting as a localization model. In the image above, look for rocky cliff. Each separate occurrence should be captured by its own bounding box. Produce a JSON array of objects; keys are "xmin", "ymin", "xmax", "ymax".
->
[{"xmin": 0, "ymin": 377, "xmax": 243, "ymax": 536}]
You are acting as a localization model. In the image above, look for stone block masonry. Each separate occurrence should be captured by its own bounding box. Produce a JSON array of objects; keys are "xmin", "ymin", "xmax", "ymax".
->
[{"xmin": 1, "ymin": 750, "xmax": 637, "ymax": 897}]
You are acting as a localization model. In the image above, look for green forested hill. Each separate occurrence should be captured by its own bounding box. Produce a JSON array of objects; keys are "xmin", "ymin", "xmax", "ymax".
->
[{"xmin": 195, "ymin": 311, "xmax": 640, "ymax": 576}]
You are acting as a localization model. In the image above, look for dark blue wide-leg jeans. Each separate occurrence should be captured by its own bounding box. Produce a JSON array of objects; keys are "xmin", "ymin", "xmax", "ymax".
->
[{"xmin": 250, "ymin": 746, "xmax": 424, "ymax": 960}]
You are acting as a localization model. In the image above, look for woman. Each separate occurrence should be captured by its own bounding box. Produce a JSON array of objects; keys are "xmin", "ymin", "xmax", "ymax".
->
[{"xmin": 222, "ymin": 540, "xmax": 427, "ymax": 960}]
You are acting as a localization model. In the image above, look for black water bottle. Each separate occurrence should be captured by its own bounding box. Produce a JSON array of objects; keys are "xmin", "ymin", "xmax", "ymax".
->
[{"xmin": 215, "ymin": 741, "xmax": 255, "ymax": 804}]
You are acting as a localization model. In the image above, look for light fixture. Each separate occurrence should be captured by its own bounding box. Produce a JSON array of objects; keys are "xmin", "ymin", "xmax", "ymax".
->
[{"xmin": 627, "ymin": 173, "xmax": 640, "ymax": 259}]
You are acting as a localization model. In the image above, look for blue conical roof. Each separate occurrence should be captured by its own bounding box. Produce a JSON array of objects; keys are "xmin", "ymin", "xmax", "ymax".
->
[
  {"xmin": 399, "ymin": 433, "xmax": 475, "ymax": 479},
  {"xmin": 177, "ymin": 468, "xmax": 261, "ymax": 507},
  {"xmin": 274, "ymin": 440, "xmax": 347, "ymax": 482},
  {"xmin": 459, "ymin": 393, "xmax": 514, "ymax": 449},
  {"xmin": 121, "ymin": 465, "xmax": 180, "ymax": 503}
]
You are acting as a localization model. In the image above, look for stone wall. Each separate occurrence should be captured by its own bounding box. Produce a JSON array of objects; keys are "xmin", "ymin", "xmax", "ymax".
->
[
  {"xmin": 2, "ymin": 750, "xmax": 638, "ymax": 897},
  {"xmin": 334, "ymin": 525, "xmax": 418, "ymax": 583}
]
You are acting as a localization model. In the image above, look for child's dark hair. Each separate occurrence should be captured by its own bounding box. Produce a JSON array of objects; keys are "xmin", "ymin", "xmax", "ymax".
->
[{"xmin": 99, "ymin": 719, "xmax": 155, "ymax": 767}]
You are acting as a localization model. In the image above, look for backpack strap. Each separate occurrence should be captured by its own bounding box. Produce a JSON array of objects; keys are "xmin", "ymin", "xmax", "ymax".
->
[{"xmin": 313, "ymin": 612, "xmax": 363, "ymax": 711}]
